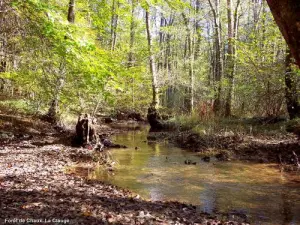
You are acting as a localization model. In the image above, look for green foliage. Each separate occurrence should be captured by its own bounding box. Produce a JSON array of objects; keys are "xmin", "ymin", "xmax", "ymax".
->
[
  {"xmin": 0, "ymin": 99, "xmax": 38, "ymax": 115},
  {"xmin": 5, "ymin": 0, "xmax": 149, "ymax": 117},
  {"xmin": 171, "ymin": 114, "xmax": 288, "ymax": 137},
  {"xmin": 1, "ymin": 0, "xmax": 297, "ymax": 121},
  {"xmin": 232, "ymin": 8, "xmax": 287, "ymax": 116}
]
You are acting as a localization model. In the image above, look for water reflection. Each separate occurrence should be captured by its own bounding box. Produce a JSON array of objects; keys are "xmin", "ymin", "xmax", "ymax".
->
[{"xmin": 90, "ymin": 129, "xmax": 300, "ymax": 225}]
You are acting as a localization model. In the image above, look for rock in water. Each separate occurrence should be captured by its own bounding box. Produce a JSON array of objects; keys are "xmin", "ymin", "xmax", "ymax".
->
[
  {"xmin": 128, "ymin": 112, "xmax": 144, "ymax": 121},
  {"xmin": 104, "ymin": 117, "xmax": 113, "ymax": 124},
  {"xmin": 216, "ymin": 152, "xmax": 230, "ymax": 161},
  {"xmin": 184, "ymin": 159, "xmax": 191, "ymax": 165},
  {"xmin": 202, "ymin": 156, "xmax": 210, "ymax": 162}
]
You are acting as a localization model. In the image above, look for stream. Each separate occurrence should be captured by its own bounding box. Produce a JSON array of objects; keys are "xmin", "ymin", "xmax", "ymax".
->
[{"xmin": 90, "ymin": 128, "xmax": 300, "ymax": 225}]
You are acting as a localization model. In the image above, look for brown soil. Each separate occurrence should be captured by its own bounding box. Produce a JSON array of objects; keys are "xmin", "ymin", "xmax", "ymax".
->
[{"xmin": 148, "ymin": 130, "xmax": 300, "ymax": 170}]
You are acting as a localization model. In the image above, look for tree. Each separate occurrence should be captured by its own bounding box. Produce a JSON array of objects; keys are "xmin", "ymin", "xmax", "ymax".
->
[
  {"xmin": 0, "ymin": 0, "xmax": 22, "ymax": 95},
  {"xmin": 110, "ymin": 0, "xmax": 119, "ymax": 51},
  {"xmin": 224, "ymin": 0, "xmax": 240, "ymax": 117},
  {"xmin": 1, "ymin": 0, "xmax": 297, "ymax": 121},
  {"xmin": 46, "ymin": 0, "xmax": 76, "ymax": 123},
  {"xmin": 68, "ymin": 0, "xmax": 75, "ymax": 23},
  {"xmin": 182, "ymin": 12, "xmax": 194, "ymax": 113},
  {"xmin": 285, "ymin": 48, "xmax": 300, "ymax": 119},
  {"xmin": 266, "ymin": 0, "xmax": 300, "ymax": 119},
  {"xmin": 128, "ymin": 0, "xmax": 136, "ymax": 68},
  {"xmin": 266, "ymin": 0, "xmax": 300, "ymax": 67},
  {"xmin": 145, "ymin": 6, "xmax": 159, "ymax": 109},
  {"xmin": 208, "ymin": 0, "xmax": 223, "ymax": 115}
]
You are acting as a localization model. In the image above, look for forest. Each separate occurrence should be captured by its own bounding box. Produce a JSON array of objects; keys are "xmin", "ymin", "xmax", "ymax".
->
[{"xmin": 0, "ymin": 0, "xmax": 300, "ymax": 224}]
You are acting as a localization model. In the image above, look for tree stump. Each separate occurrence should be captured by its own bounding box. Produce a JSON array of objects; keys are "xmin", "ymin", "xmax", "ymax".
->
[
  {"xmin": 147, "ymin": 105, "xmax": 163, "ymax": 132},
  {"xmin": 75, "ymin": 114, "xmax": 98, "ymax": 146}
]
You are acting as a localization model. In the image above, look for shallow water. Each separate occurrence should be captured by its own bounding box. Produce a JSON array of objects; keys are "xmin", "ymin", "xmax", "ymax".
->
[{"xmin": 91, "ymin": 129, "xmax": 300, "ymax": 225}]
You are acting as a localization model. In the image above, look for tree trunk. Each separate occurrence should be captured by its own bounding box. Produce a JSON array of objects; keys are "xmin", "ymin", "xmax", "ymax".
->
[
  {"xmin": 224, "ymin": 0, "xmax": 234, "ymax": 117},
  {"xmin": 128, "ymin": 0, "xmax": 136, "ymax": 68},
  {"xmin": 165, "ymin": 16, "xmax": 174, "ymax": 110},
  {"xmin": 46, "ymin": 0, "xmax": 75, "ymax": 123},
  {"xmin": 225, "ymin": 0, "xmax": 240, "ymax": 117},
  {"xmin": 208, "ymin": 0, "xmax": 223, "ymax": 115},
  {"xmin": 0, "ymin": 61, "xmax": 6, "ymax": 73},
  {"xmin": 285, "ymin": 48, "xmax": 300, "ymax": 119},
  {"xmin": 252, "ymin": 0, "xmax": 262, "ymax": 29},
  {"xmin": 158, "ymin": 15, "xmax": 165, "ymax": 107},
  {"xmin": 182, "ymin": 13, "xmax": 194, "ymax": 113},
  {"xmin": 145, "ymin": 9, "xmax": 159, "ymax": 109},
  {"xmin": 128, "ymin": 0, "xmax": 136, "ymax": 108},
  {"xmin": 194, "ymin": 0, "xmax": 202, "ymax": 60},
  {"xmin": 0, "ymin": 62, "xmax": 6, "ymax": 93},
  {"xmin": 266, "ymin": 0, "xmax": 300, "ymax": 67},
  {"xmin": 158, "ymin": 14, "xmax": 174, "ymax": 110},
  {"xmin": 46, "ymin": 67, "xmax": 65, "ymax": 123},
  {"xmin": 110, "ymin": 0, "xmax": 119, "ymax": 51},
  {"xmin": 68, "ymin": 0, "xmax": 75, "ymax": 23},
  {"xmin": 0, "ymin": 0, "xmax": 7, "ymax": 91}
]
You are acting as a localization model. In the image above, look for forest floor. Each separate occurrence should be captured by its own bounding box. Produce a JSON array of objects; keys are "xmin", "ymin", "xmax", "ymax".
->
[{"xmin": 0, "ymin": 108, "xmax": 247, "ymax": 225}]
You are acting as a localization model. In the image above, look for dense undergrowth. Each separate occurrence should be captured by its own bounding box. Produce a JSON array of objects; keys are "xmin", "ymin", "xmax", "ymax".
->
[
  {"xmin": 2, "ymin": 97, "xmax": 300, "ymax": 139},
  {"xmin": 171, "ymin": 114, "xmax": 295, "ymax": 138}
]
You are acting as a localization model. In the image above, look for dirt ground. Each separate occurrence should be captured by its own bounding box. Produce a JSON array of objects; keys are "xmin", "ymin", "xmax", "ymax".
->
[{"xmin": 147, "ymin": 128, "xmax": 300, "ymax": 170}]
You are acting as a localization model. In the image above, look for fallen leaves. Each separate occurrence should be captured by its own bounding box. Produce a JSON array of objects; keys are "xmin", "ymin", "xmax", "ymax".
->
[
  {"xmin": 0, "ymin": 123, "xmax": 247, "ymax": 225},
  {"xmin": 21, "ymin": 202, "xmax": 44, "ymax": 209}
]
